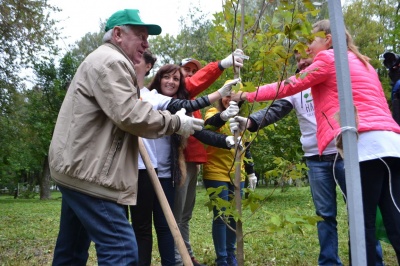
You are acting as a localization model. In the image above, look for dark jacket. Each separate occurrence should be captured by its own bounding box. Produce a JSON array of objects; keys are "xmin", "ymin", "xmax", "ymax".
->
[
  {"xmin": 167, "ymin": 95, "xmax": 231, "ymax": 149},
  {"xmin": 246, "ymin": 99, "xmax": 293, "ymax": 132},
  {"xmin": 166, "ymin": 95, "xmax": 231, "ymax": 185}
]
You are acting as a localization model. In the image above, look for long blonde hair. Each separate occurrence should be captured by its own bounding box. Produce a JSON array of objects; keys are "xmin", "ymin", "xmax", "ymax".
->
[{"xmin": 312, "ymin": 19, "xmax": 369, "ymax": 67}]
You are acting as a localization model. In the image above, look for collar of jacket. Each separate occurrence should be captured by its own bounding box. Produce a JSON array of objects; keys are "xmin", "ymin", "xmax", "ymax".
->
[{"xmin": 104, "ymin": 42, "xmax": 135, "ymax": 69}]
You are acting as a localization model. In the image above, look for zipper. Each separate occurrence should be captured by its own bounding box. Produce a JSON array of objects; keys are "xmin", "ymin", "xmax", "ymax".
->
[
  {"xmin": 105, "ymin": 137, "xmax": 123, "ymax": 176},
  {"xmin": 116, "ymin": 139, "xmax": 122, "ymax": 151},
  {"xmin": 322, "ymin": 111, "xmax": 334, "ymax": 130}
]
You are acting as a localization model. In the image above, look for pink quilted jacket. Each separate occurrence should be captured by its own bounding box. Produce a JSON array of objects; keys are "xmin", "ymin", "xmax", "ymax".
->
[{"xmin": 247, "ymin": 49, "xmax": 400, "ymax": 154}]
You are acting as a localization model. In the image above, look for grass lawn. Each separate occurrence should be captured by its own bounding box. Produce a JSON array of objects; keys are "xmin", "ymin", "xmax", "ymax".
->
[{"xmin": 0, "ymin": 186, "xmax": 397, "ymax": 265}]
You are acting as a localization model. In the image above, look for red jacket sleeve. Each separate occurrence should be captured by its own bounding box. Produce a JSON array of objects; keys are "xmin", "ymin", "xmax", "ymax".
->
[{"xmin": 185, "ymin": 61, "xmax": 224, "ymax": 98}]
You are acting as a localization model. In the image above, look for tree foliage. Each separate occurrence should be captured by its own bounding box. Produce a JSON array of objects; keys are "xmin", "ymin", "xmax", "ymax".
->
[
  {"xmin": 0, "ymin": 0, "xmax": 61, "ymax": 113},
  {"xmin": 0, "ymin": 51, "xmax": 79, "ymax": 198},
  {"xmin": 69, "ymin": 21, "xmax": 105, "ymax": 63},
  {"xmin": 0, "ymin": 0, "xmax": 63, "ymax": 196},
  {"xmin": 343, "ymin": 0, "xmax": 400, "ymax": 99}
]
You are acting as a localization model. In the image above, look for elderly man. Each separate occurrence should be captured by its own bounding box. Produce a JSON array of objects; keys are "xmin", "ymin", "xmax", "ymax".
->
[{"xmin": 49, "ymin": 9, "xmax": 203, "ymax": 266}]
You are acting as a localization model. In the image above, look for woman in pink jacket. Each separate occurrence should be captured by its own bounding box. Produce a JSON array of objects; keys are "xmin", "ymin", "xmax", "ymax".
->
[{"xmin": 232, "ymin": 19, "xmax": 400, "ymax": 266}]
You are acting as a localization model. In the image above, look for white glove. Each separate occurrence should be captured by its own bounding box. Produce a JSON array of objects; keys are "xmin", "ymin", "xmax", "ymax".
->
[
  {"xmin": 220, "ymin": 49, "xmax": 244, "ymax": 70},
  {"xmin": 229, "ymin": 116, "xmax": 248, "ymax": 133},
  {"xmin": 217, "ymin": 78, "xmax": 241, "ymax": 97},
  {"xmin": 225, "ymin": 136, "xmax": 243, "ymax": 149},
  {"xmin": 176, "ymin": 108, "xmax": 204, "ymax": 138},
  {"xmin": 220, "ymin": 101, "xmax": 239, "ymax": 121},
  {"xmin": 248, "ymin": 173, "xmax": 257, "ymax": 190}
]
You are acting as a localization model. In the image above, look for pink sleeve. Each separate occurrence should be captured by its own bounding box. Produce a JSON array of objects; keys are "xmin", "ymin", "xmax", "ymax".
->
[
  {"xmin": 246, "ymin": 83, "xmax": 279, "ymax": 102},
  {"xmin": 247, "ymin": 57, "xmax": 330, "ymax": 102},
  {"xmin": 247, "ymin": 77, "xmax": 304, "ymax": 102}
]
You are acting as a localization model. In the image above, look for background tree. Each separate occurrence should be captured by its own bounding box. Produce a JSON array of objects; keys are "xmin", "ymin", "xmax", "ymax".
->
[
  {"xmin": 150, "ymin": 6, "xmax": 214, "ymax": 70},
  {"xmin": 342, "ymin": 0, "xmax": 399, "ymax": 104},
  {"xmin": 69, "ymin": 22, "xmax": 105, "ymax": 63},
  {"xmin": 0, "ymin": 0, "xmax": 61, "ymax": 113},
  {"xmin": 30, "ymin": 53, "xmax": 79, "ymax": 199},
  {"xmin": 0, "ymin": 0, "xmax": 62, "ymax": 197}
]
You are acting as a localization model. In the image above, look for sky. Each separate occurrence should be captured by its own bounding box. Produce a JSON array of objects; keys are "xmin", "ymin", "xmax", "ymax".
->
[
  {"xmin": 22, "ymin": 0, "xmax": 222, "ymax": 87},
  {"xmin": 49, "ymin": 0, "xmax": 223, "ymax": 50}
]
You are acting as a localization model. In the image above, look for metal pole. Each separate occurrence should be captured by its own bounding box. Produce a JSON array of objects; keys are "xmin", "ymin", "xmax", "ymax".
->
[{"xmin": 327, "ymin": 0, "xmax": 366, "ymax": 265}]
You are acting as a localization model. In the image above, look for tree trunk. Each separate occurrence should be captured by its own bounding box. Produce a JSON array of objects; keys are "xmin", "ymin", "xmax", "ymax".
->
[
  {"xmin": 234, "ymin": 1, "xmax": 246, "ymax": 265},
  {"xmin": 234, "ymin": 130, "xmax": 244, "ymax": 266},
  {"xmin": 39, "ymin": 156, "xmax": 51, "ymax": 199}
]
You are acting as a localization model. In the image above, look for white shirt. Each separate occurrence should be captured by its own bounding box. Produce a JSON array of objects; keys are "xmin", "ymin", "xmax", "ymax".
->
[
  {"xmin": 138, "ymin": 88, "xmax": 172, "ymax": 170},
  {"xmin": 358, "ymin": 130, "xmax": 400, "ymax": 162},
  {"xmin": 155, "ymin": 136, "xmax": 172, "ymax": 178},
  {"xmin": 283, "ymin": 88, "xmax": 337, "ymax": 156}
]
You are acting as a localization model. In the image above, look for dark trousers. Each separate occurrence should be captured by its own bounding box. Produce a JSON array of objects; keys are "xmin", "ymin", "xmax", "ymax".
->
[
  {"xmin": 360, "ymin": 157, "xmax": 400, "ymax": 265},
  {"xmin": 129, "ymin": 170, "xmax": 176, "ymax": 266}
]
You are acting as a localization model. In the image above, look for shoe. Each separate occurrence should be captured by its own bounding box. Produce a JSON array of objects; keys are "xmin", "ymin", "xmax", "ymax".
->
[
  {"xmin": 191, "ymin": 256, "xmax": 206, "ymax": 266},
  {"xmin": 227, "ymin": 253, "xmax": 237, "ymax": 266}
]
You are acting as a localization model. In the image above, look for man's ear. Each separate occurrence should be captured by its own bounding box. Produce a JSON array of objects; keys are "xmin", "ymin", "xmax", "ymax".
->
[{"xmin": 112, "ymin": 27, "xmax": 123, "ymax": 42}]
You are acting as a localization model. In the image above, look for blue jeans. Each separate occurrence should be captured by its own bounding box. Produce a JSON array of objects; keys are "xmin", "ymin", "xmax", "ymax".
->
[
  {"xmin": 307, "ymin": 158, "xmax": 384, "ymax": 266},
  {"xmin": 53, "ymin": 185, "xmax": 138, "ymax": 266},
  {"xmin": 307, "ymin": 158, "xmax": 346, "ymax": 266},
  {"xmin": 203, "ymin": 180, "xmax": 244, "ymax": 266}
]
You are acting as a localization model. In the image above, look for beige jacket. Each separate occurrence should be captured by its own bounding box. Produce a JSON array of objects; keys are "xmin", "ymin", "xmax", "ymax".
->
[{"xmin": 49, "ymin": 43, "xmax": 180, "ymax": 205}]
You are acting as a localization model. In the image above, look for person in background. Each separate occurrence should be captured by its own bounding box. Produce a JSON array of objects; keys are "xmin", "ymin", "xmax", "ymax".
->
[
  {"xmin": 130, "ymin": 60, "xmax": 240, "ymax": 265},
  {"xmin": 230, "ymin": 51, "xmax": 384, "ymax": 266},
  {"xmin": 174, "ymin": 51, "xmax": 244, "ymax": 266},
  {"xmin": 49, "ymin": 9, "xmax": 203, "ymax": 266},
  {"xmin": 231, "ymin": 19, "xmax": 400, "ymax": 266},
  {"xmin": 202, "ymin": 94, "xmax": 256, "ymax": 266}
]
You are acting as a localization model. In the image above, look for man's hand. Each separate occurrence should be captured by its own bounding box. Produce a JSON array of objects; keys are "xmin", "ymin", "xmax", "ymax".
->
[
  {"xmin": 220, "ymin": 101, "xmax": 239, "ymax": 121},
  {"xmin": 217, "ymin": 78, "xmax": 241, "ymax": 98},
  {"xmin": 220, "ymin": 49, "xmax": 244, "ymax": 70},
  {"xmin": 176, "ymin": 108, "xmax": 204, "ymax": 138},
  {"xmin": 248, "ymin": 173, "xmax": 257, "ymax": 190},
  {"xmin": 229, "ymin": 116, "xmax": 248, "ymax": 133},
  {"xmin": 225, "ymin": 136, "xmax": 243, "ymax": 149}
]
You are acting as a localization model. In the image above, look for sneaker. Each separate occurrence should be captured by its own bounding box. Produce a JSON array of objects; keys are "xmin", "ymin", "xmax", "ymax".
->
[
  {"xmin": 191, "ymin": 257, "xmax": 206, "ymax": 266},
  {"xmin": 227, "ymin": 253, "xmax": 237, "ymax": 266}
]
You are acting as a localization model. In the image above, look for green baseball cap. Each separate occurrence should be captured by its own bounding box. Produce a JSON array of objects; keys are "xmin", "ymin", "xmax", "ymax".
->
[{"xmin": 105, "ymin": 9, "xmax": 162, "ymax": 35}]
